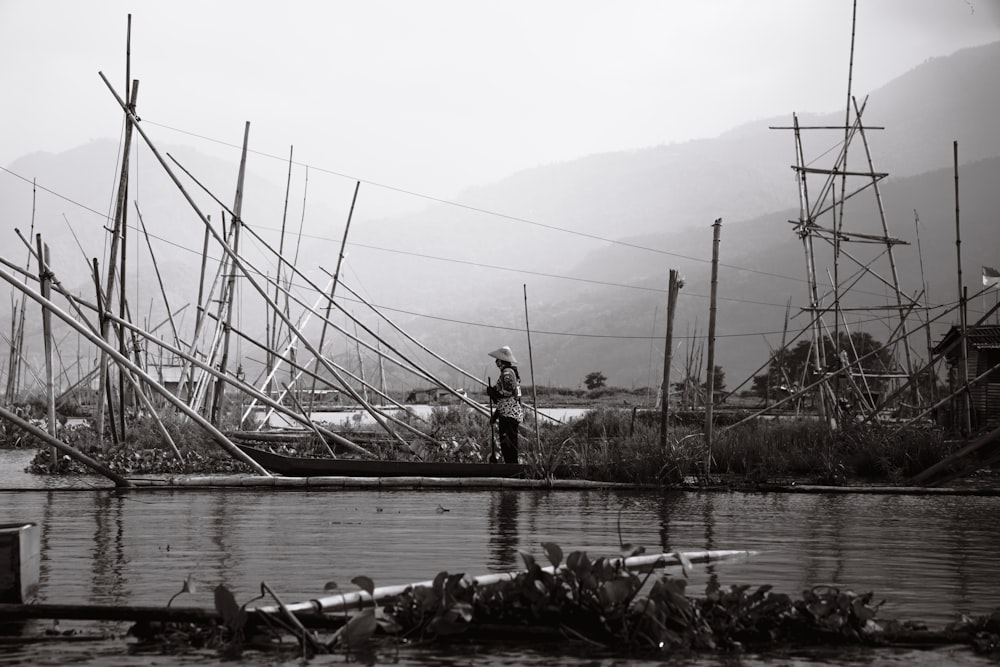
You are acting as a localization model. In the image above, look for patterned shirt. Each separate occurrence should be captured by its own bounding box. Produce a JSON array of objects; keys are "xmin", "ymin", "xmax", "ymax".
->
[{"xmin": 493, "ymin": 366, "xmax": 524, "ymax": 422}]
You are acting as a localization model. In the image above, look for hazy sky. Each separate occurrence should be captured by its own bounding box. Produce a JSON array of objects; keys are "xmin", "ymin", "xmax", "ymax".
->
[{"xmin": 2, "ymin": 0, "xmax": 1000, "ymax": 212}]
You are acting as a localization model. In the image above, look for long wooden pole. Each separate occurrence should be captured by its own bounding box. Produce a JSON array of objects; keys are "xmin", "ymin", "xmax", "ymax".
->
[
  {"xmin": 259, "ymin": 549, "xmax": 755, "ymax": 616},
  {"xmin": 954, "ymin": 141, "xmax": 972, "ymax": 435},
  {"xmin": 704, "ymin": 219, "xmax": 721, "ymax": 474},
  {"xmin": 35, "ymin": 235, "xmax": 57, "ymax": 469},
  {"xmin": 523, "ymin": 284, "xmax": 541, "ymax": 459},
  {"xmin": 270, "ymin": 146, "xmax": 295, "ymax": 400},
  {"xmin": 134, "ymin": 203, "xmax": 181, "ymax": 351},
  {"xmin": 659, "ymin": 269, "xmax": 679, "ymax": 449},
  {"xmin": 308, "ymin": 180, "xmax": 360, "ymax": 412},
  {"xmin": 211, "ymin": 121, "xmax": 250, "ymax": 424}
]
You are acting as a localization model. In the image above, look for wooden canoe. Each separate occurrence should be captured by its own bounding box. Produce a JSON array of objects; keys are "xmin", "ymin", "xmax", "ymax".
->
[
  {"xmin": 236, "ymin": 444, "xmax": 531, "ymax": 478},
  {"xmin": 0, "ymin": 522, "xmax": 40, "ymax": 604}
]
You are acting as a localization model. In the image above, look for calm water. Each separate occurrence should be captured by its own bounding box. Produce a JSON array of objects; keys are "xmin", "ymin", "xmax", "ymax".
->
[{"xmin": 1, "ymin": 449, "xmax": 999, "ymax": 666}]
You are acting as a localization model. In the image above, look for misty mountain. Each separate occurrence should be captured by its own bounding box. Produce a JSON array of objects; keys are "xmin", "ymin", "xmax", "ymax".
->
[{"xmin": 3, "ymin": 41, "xmax": 999, "ymax": 394}]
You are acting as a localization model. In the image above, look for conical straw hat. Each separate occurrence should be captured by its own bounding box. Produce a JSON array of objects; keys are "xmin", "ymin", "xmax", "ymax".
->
[{"xmin": 487, "ymin": 346, "xmax": 518, "ymax": 365}]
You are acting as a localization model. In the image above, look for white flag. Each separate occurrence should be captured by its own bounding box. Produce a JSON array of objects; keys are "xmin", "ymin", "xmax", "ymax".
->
[{"xmin": 984, "ymin": 266, "xmax": 1000, "ymax": 289}]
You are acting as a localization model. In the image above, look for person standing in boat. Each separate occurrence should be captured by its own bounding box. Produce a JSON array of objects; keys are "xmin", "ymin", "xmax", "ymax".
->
[{"xmin": 487, "ymin": 346, "xmax": 523, "ymax": 464}]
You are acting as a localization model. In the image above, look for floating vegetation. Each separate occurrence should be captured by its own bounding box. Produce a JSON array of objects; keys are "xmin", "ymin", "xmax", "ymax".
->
[{"xmin": 126, "ymin": 544, "xmax": 1000, "ymax": 661}]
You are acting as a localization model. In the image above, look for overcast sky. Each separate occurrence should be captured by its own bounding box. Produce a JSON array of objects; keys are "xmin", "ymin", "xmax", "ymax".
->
[{"xmin": 3, "ymin": 0, "xmax": 1000, "ymax": 213}]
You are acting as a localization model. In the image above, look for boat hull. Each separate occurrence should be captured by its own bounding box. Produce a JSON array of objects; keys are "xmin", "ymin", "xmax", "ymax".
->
[{"xmin": 0, "ymin": 522, "xmax": 40, "ymax": 604}]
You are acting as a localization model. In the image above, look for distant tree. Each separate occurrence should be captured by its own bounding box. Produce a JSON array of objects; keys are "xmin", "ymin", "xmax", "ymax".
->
[
  {"xmin": 584, "ymin": 371, "xmax": 607, "ymax": 390},
  {"xmin": 703, "ymin": 365, "xmax": 726, "ymax": 403},
  {"xmin": 752, "ymin": 331, "xmax": 894, "ymax": 399}
]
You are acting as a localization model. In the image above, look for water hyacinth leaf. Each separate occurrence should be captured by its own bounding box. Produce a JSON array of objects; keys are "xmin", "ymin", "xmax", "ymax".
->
[
  {"xmin": 351, "ymin": 575, "xmax": 375, "ymax": 597},
  {"xmin": 519, "ymin": 550, "xmax": 537, "ymax": 571},
  {"xmin": 566, "ymin": 550, "xmax": 591, "ymax": 576},
  {"xmin": 343, "ymin": 609, "xmax": 377, "ymax": 647},
  {"xmin": 541, "ymin": 542, "xmax": 563, "ymax": 568},
  {"xmin": 323, "ymin": 581, "xmax": 339, "ymax": 592},
  {"xmin": 599, "ymin": 578, "xmax": 633, "ymax": 607},
  {"xmin": 432, "ymin": 571, "xmax": 448, "ymax": 596},
  {"xmin": 851, "ymin": 596, "xmax": 876, "ymax": 621},
  {"xmin": 213, "ymin": 584, "xmax": 245, "ymax": 631},
  {"xmin": 445, "ymin": 572, "xmax": 465, "ymax": 597}
]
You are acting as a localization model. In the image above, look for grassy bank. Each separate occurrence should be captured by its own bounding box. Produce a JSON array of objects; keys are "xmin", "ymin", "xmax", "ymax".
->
[{"xmin": 3, "ymin": 400, "xmax": 969, "ymax": 487}]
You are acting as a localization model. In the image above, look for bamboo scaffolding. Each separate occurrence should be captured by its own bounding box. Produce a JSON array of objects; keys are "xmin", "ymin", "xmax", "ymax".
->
[
  {"xmin": 721, "ymin": 298, "xmax": 931, "ymax": 432},
  {"xmin": 0, "ymin": 264, "xmax": 269, "ymax": 474},
  {"xmin": 336, "ymin": 278, "xmax": 562, "ymax": 425},
  {"xmin": 211, "ymin": 313, "xmax": 422, "ymax": 424},
  {"xmin": 860, "ymin": 286, "xmax": 1000, "ymax": 425},
  {"xmin": 851, "ymin": 96, "xmax": 917, "ymax": 403},
  {"xmin": 143, "ymin": 141, "xmax": 404, "ymax": 444}
]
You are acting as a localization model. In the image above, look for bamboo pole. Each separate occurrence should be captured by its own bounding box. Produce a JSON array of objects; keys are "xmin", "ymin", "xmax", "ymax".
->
[
  {"xmin": 270, "ymin": 146, "xmax": 295, "ymax": 400},
  {"xmin": 704, "ymin": 219, "xmax": 721, "ymax": 474},
  {"xmin": 211, "ymin": 121, "xmax": 250, "ymax": 425},
  {"xmin": 96, "ymin": 78, "xmax": 139, "ymax": 446},
  {"xmin": 0, "ymin": 266, "xmax": 268, "ymax": 473},
  {"xmin": 134, "ymin": 202, "xmax": 181, "ymax": 351},
  {"xmin": 793, "ymin": 114, "xmax": 829, "ymax": 424},
  {"xmin": 522, "ymin": 284, "xmax": 541, "ymax": 460},
  {"xmin": 35, "ymin": 236, "xmax": 57, "ymax": 468},
  {"xmin": 851, "ymin": 97, "xmax": 917, "ymax": 405},
  {"xmin": 914, "ymin": 210, "xmax": 936, "ymax": 402},
  {"xmin": 92, "ymin": 258, "xmax": 119, "ymax": 447},
  {"xmin": 256, "ymin": 549, "xmax": 756, "ymax": 616},
  {"xmin": 308, "ymin": 180, "xmax": 360, "ymax": 413},
  {"xmin": 954, "ymin": 141, "xmax": 972, "ymax": 435},
  {"xmin": 659, "ymin": 269, "xmax": 680, "ymax": 449}
]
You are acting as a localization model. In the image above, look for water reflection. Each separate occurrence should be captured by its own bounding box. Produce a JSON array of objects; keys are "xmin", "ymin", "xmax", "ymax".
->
[
  {"xmin": 487, "ymin": 491, "xmax": 520, "ymax": 570},
  {"xmin": 90, "ymin": 491, "xmax": 127, "ymax": 606}
]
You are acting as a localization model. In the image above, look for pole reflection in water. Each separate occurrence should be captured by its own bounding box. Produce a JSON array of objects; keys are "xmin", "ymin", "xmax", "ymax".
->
[
  {"xmin": 90, "ymin": 491, "xmax": 127, "ymax": 606},
  {"xmin": 487, "ymin": 490, "xmax": 520, "ymax": 571}
]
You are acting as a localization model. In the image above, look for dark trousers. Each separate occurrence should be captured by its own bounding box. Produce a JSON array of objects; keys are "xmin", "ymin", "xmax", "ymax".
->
[{"xmin": 497, "ymin": 416, "xmax": 519, "ymax": 464}]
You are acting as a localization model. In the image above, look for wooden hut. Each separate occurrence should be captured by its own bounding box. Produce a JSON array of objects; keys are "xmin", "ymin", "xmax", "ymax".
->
[{"xmin": 933, "ymin": 324, "xmax": 1000, "ymax": 429}]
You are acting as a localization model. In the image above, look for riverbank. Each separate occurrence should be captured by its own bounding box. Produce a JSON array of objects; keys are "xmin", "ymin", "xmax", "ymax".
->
[{"xmin": 2, "ymin": 400, "xmax": 991, "ymax": 490}]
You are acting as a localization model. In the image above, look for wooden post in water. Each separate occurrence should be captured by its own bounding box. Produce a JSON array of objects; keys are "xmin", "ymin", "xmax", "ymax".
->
[
  {"xmin": 35, "ymin": 236, "xmax": 57, "ymax": 469},
  {"xmin": 954, "ymin": 141, "xmax": 972, "ymax": 436},
  {"xmin": 704, "ymin": 219, "xmax": 722, "ymax": 475},
  {"xmin": 659, "ymin": 269, "xmax": 680, "ymax": 449}
]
